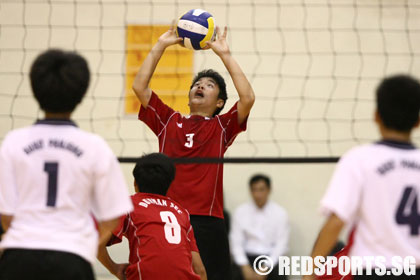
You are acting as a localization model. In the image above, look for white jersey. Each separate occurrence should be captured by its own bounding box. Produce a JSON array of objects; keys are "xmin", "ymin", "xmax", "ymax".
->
[
  {"xmin": 321, "ymin": 140, "xmax": 420, "ymax": 266},
  {"xmin": 0, "ymin": 119, "xmax": 133, "ymax": 263}
]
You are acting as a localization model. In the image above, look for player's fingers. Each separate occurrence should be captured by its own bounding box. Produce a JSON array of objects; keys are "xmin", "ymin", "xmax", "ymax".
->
[
  {"xmin": 222, "ymin": 26, "xmax": 227, "ymax": 38},
  {"xmin": 176, "ymin": 37, "xmax": 183, "ymax": 47},
  {"xmin": 215, "ymin": 26, "xmax": 221, "ymax": 38},
  {"xmin": 170, "ymin": 20, "xmax": 177, "ymax": 31}
]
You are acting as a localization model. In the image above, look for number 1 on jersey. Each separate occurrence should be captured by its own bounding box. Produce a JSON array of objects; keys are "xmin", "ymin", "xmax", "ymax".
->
[
  {"xmin": 160, "ymin": 211, "xmax": 181, "ymax": 244},
  {"xmin": 44, "ymin": 162, "xmax": 58, "ymax": 207}
]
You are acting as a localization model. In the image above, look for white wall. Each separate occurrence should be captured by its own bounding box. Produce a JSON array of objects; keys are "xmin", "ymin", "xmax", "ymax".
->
[{"xmin": 1, "ymin": 0, "xmax": 420, "ymax": 278}]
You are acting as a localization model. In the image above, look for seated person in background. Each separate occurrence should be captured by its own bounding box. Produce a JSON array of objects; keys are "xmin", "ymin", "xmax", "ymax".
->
[
  {"xmin": 230, "ymin": 174, "xmax": 290, "ymax": 280},
  {"xmin": 97, "ymin": 153, "xmax": 207, "ymax": 280}
]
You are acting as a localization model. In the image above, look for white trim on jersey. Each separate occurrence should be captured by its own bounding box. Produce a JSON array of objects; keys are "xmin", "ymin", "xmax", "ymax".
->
[
  {"xmin": 147, "ymin": 105, "xmax": 166, "ymax": 129},
  {"xmin": 157, "ymin": 111, "xmax": 178, "ymax": 138},
  {"xmin": 216, "ymin": 114, "xmax": 227, "ymax": 144},
  {"xmin": 128, "ymin": 212, "xmax": 143, "ymax": 280},
  {"xmin": 186, "ymin": 225, "xmax": 193, "ymax": 242},
  {"xmin": 154, "ymin": 108, "xmax": 178, "ymax": 153}
]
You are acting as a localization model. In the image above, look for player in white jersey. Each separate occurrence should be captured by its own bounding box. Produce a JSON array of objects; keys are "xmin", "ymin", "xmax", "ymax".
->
[
  {"xmin": 0, "ymin": 49, "xmax": 133, "ymax": 280},
  {"xmin": 304, "ymin": 75, "xmax": 420, "ymax": 280}
]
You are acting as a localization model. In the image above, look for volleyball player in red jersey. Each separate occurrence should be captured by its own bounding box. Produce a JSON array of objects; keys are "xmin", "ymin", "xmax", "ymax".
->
[
  {"xmin": 97, "ymin": 153, "xmax": 207, "ymax": 280},
  {"xmin": 132, "ymin": 24, "xmax": 255, "ymax": 280}
]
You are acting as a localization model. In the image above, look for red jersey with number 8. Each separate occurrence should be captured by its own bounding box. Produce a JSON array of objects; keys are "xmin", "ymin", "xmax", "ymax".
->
[
  {"xmin": 139, "ymin": 92, "xmax": 247, "ymax": 218},
  {"xmin": 110, "ymin": 193, "xmax": 200, "ymax": 280}
]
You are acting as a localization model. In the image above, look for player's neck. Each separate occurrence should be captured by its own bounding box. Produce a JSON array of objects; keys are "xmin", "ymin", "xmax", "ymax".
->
[
  {"xmin": 44, "ymin": 112, "xmax": 72, "ymax": 120},
  {"xmin": 380, "ymin": 128, "xmax": 411, "ymax": 143},
  {"xmin": 189, "ymin": 110, "xmax": 212, "ymax": 118}
]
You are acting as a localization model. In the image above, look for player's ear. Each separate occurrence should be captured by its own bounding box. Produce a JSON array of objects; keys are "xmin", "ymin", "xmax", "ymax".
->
[
  {"xmin": 216, "ymin": 98, "xmax": 224, "ymax": 109},
  {"xmin": 374, "ymin": 110, "xmax": 381, "ymax": 125},
  {"xmin": 414, "ymin": 117, "xmax": 420, "ymax": 128}
]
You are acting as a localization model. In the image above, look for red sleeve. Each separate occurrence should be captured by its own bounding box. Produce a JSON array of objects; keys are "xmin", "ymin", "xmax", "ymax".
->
[
  {"xmin": 138, "ymin": 92, "xmax": 176, "ymax": 136},
  {"xmin": 107, "ymin": 214, "xmax": 128, "ymax": 246},
  {"xmin": 187, "ymin": 223, "xmax": 199, "ymax": 252},
  {"xmin": 218, "ymin": 102, "xmax": 248, "ymax": 147}
]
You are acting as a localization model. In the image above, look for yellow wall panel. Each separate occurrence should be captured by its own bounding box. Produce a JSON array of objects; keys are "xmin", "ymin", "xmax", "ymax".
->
[{"xmin": 125, "ymin": 25, "xmax": 193, "ymax": 115}]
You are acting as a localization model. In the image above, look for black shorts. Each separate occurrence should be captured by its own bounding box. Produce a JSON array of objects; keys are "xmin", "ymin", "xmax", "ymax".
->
[
  {"xmin": 190, "ymin": 215, "xmax": 232, "ymax": 280},
  {"xmin": 0, "ymin": 248, "xmax": 95, "ymax": 280}
]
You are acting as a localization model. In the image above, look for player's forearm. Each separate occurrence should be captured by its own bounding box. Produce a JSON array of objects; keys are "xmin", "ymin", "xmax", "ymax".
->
[
  {"xmin": 310, "ymin": 213, "xmax": 344, "ymax": 259},
  {"xmin": 219, "ymin": 53, "xmax": 255, "ymax": 109},
  {"xmin": 97, "ymin": 244, "xmax": 120, "ymax": 276},
  {"xmin": 191, "ymin": 251, "xmax": 207, "ymax": 280},
  {"xmin": 96, "ymin": 226, "xmax": 120, "ymax": 276},
  {"xmin": 197, "ymin": 269, "xmax": 207, "ymax": 280},
  {"xmin": 98, "ymin": 218, "xmax": 120, "ymax": 246},
  {"xmin": 132, "ymin": 41, "xmax": 167, "ymax": 108},
  {"xmin": 302, "ymin": 215, "xmax": 344, "ymax": 280},
  {"xmin": 1, "ymin": 214, "xmax": 13, "ymax": 232}
]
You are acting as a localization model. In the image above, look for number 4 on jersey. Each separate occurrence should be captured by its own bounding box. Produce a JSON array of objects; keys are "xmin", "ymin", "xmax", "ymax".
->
[{"xmin": 396, "ymin": 186, "xmax": 420, "ymax": 236}]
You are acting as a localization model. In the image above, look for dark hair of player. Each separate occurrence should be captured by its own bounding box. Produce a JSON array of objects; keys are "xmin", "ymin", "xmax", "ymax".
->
[
  {"xmin": 132, "ymin": 153, "xmax": 176, "ymax": 196},
  {"xmin": 190, "ymin": 69, "xmax": 228, "ymax": 116},
  {"xmin": 30, "ymin": 49, "xmax": 90, "ymax": 113},
  {"xmin": 376, "ymin": 74, "xmax": 420, "ymax": 132},
  {"xmin": 249, "ymin": 174, "xmax": 271, "ymax": 190}
]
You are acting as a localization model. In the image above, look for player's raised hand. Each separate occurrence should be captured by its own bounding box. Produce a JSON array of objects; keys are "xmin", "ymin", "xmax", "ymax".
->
[
  {"xmin": 157, "ymin": 21, "xmax": 183, "ymax": 48},
  {"xmin": 206, "ymin": 26, "xmax": 230, "ymax": 57}
]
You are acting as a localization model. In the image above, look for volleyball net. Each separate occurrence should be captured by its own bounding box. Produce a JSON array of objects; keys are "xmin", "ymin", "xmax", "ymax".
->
[{"xmin": 1, "ymin": 0, "xmax": 420, "ymax": 161}]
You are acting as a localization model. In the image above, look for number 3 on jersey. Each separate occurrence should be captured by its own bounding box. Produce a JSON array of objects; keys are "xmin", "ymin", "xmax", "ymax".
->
[
  {"xmin": 184, "ymin": 133, "xmax": 194, "ymax": 148},
  {"xmin": 160, "ymin": 211, "xmax": 181, "ymax": 244},
  {"xmin": 396, "ymin": 186, "xmax": 420, "ymax": 236}
]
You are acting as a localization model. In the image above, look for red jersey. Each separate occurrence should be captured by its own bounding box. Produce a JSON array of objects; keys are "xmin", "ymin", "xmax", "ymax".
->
[
  {"xmin": 139, "ymin": 92, "xmax": 247, "ymax": 218},
  {"xmin": 110, "ymin": 193, "xmax": 200, "ymax": 280}
]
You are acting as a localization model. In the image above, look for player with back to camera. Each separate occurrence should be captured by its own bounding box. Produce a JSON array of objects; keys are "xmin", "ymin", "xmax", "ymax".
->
[
  {"xmin": 0, "ymin": 49, "xmax": 133, "ymax": 280},
  {"xmin": 97, "ymin": 153, "xmax": 207, "ymax": 280},
  {"xmin": 303, "ymin": 75, "xmax": 420, "ymax": 280},
  {"xmin": 132, "ymin": 23, "xmax": 255, "ymax": 279}
]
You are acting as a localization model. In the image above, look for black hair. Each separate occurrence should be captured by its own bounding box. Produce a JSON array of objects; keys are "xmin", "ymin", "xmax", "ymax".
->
[
  {"xmin": 249, "ymin": 174, "xmax": 271, "ymax": 190},
  {"xmin": 132, "ymin": 153, "xmax": 176, "ymax": 196},
  {"xmin": 30, "ymin": 49, "xmax": 90, "ymax": 113},
  {"xmin": 376, "ymin": 75, "xmax": 420, "ymax": 132},
  {"xmin": 190, "ymin": 69, "xmax": 228, "ymax": 116}
]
